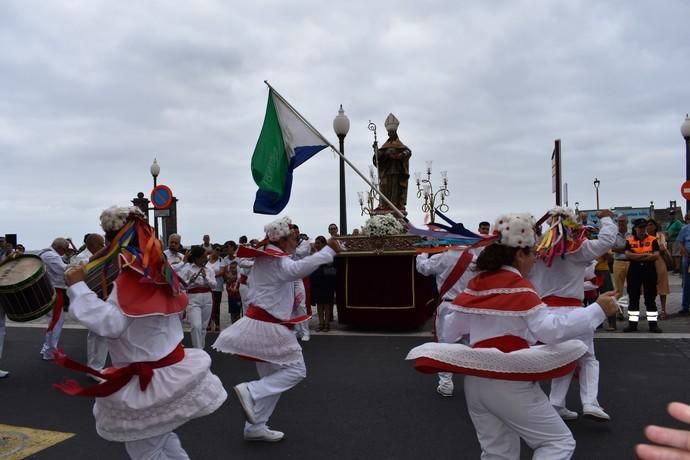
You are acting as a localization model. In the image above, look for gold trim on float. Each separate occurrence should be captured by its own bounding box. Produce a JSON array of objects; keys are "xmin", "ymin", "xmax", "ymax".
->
[{"xmin": 344, "ymin": 256, "xmax": 416, "ymax": 310}]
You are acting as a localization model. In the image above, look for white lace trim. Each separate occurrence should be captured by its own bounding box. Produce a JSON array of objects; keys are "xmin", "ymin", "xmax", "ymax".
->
[
  {"xmin": 448, "ymin": 303, "xmax": 546, "ymax": 317},
  {"xmin": 406, "ymin": 340, "xmax": 587, "ymax": 374},
  {"xmin": 463, "ymin": 287, "xmax": 538, "ymax": 296}
]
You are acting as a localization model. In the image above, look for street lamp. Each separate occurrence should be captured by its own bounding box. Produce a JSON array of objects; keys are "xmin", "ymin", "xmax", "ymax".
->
[
  {"xmin": 593, "ymin": 178, "xmax": 601, "ymax": 210},
  {"xmin": 681, "ymin": 115, "xmax": 690, "ymax": 213},
  {"xmin": 150, "ymin": 158, "xmax": 160, "ymax": 239},
  {"xmin": 333, "ymin": 105, "xmax": 350, "ymax": 235},
  {"xmin": 575, "ymin": 201, "xmax": 580, "ymax": 213}
]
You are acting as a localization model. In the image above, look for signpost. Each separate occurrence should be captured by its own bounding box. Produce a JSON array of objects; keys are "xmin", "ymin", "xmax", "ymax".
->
[
  {"xmin": 681, "ymin": 180, "xmax": 690, "ymax": 201},
  {"xmin": 552, "ymin": 139, "xmax": 562, "ymax": 206},
  {"xmin": 150, "ymin": 185, "xmax": 173, "ymax": 209}
]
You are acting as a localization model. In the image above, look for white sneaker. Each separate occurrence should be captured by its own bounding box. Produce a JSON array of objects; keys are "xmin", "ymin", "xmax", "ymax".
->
[
  {"xmin": 244, "ymin": 428, "xmax": 284, "ymax": 442},
  {"xmin": 436, "ymin": 382, "xmax": 454, "ymax": 397},
  {"xmin": 555, "ymin": 406, "xmax": 578, "ymax": 420},
  {"xmin": 583, "ymin": 404, "xmax": 610, "ymax": 421},
  {"xmin": 0, "ymin": 370, "xmax": 9, "ymax": 379},
  {"xmin": 301, "ymin": 335, "xmax": 310, "ymax": 342},
  {"xmin": 234, "ymin": 383, "xmax": 258, "ymax": 424}
]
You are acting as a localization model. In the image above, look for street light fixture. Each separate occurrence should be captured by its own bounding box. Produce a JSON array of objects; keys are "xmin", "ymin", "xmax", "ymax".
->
[
  {"xmin": 575, "ymin": 201, "xmax": 580, "ymax": 213},
  {"xmin": 150, "ymin": 158, "xmax": 160, "ymax": 239},
  {"xmin": 593, "ymin": 178, "xmax": 601, "ymax": 210},
  {"xmin": 333, "ymin": 105, "xmax": 350, "ymax": 235},
  {"xmin": 681, "ymin": 115, "xmax": 690, "ymax": 213}
]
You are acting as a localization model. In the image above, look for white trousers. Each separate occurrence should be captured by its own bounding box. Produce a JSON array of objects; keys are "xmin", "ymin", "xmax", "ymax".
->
[
  {"xmin": 436, "ymin": 301, "xmax": 469, "ymax": 389},
  {"xmin": 465, "ymin": 376, "xmax": 575, "ymax": 460},
  {"xmin": 549, "ymin": 330, "xmax": 599, "ymax": 408},
  {"xmin": 87, "ymin": 331, "xmax": 109, "ymax": 370},
  {"xmin": 293, "ymin": 305, "xmax": 310, "ymax": 339},
  {"xmin": 244, "ymin": 358, "xmax": 306, "ymax": 435},
  {"xmin": 41, "ymin": 309, "xmax": 65, "ymax": 359},
  {"xmin": 186, "ymin": 293, "xmax": 212, "ymax": 349},
  {"xmin": 239, "ymin": 284, "xmax": 250, "ymax": 314},
  {"xmin": 124, "ymin": 432, "xmax": 189, "ymax": 459}
]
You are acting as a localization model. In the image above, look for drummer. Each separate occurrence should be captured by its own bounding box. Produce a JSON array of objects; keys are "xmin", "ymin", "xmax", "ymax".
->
[{"xmin": 38, "ymin": 237, "xmax": 70, "ymax": 361}]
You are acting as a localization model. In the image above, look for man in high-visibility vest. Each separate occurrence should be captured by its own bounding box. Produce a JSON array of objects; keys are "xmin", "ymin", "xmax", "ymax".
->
[{"xmin": 624, "ymin": 218, "xmax": 661, "ymax": 333}]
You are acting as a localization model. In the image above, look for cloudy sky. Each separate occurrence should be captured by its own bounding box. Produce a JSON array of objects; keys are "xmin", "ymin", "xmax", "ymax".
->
[{"xmin": 2, "ymin": 0, "xmax": 689, "ymax": 249}]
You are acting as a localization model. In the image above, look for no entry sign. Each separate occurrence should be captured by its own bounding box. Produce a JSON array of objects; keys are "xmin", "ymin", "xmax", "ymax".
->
[
  {"xmin": 151, "ymin": 185, "xmax": 173, "ymax": 209},
  {"xmin": 682, "ymin": 181, "xmax": 690, "ymax": 201}
]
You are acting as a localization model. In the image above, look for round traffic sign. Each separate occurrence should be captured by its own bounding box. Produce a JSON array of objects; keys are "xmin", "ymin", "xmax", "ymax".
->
[
  {"xmin": 682, "ymin": 181, "xmax": 690, "ymax": 201},
  {"xmin": 151, "ymin": 185, "xmax": 173, "ymax": 209}
]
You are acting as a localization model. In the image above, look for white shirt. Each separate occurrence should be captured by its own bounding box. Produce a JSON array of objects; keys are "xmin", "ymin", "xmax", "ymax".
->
[
  {"xmin": 179, "ymin": 263, "xmax": 216, "ymax": 291},
  {"xmin": 163, "ymin": 249, "xmax": 185, "ymax": 273},
  {"xmin": 67, "ymin": 281, "xmax": 183, "ymax": 367},
  {"xmin": 246, "ymin": 244, "xmax": 336, "ymax": 320},
  {"xmin": 448, "ymin": 267, "xmax": 606, "ymax": 346},
  {"xmin": 39, "ymin": 248, "xmax": 67, "ymax": 289},
  {"xmin": 529, "ymin": 216, "xmax": 616, "ymax": 301},
  {"xmin": 205, "ymin": 259, "xmax": 224, "ymax": 292},
  {"xmin": 415, "ymin": 248, "xmax": 481, "ymax": 299},
  {"xmin": 72, "ymin": 248, "xmax": 93, "ymax": 265}
]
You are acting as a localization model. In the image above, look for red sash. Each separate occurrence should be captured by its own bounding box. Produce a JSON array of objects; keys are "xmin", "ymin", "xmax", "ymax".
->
[
  {"xmin": 246, "ymin": 304, "xmax": 309, "ymax": 330},
  {"xmin": 542, "ymin": 295, "xmax": 582, "ymax": 308},
  {"xmin": 52, "ymin": 344, "xmax": 185, "ymax": 397},
  {"xmin": 187, "ymin": 287, "xmax": 211, "ymax": 294},
  {"xmin": 46, "ymin": 288, "xmax": 66, "ymax": 332}
]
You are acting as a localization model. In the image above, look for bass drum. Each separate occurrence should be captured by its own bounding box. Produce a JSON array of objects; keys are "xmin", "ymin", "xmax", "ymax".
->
[{"xmin": 0, "ymin": 254, "xmax": 56, "ymax": 322}]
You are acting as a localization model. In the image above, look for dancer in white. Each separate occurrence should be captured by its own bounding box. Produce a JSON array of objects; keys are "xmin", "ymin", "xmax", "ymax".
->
[
  {"xmin": 39, "ymin": 237, "xmax": 69, "ymax": 360},
  {"xmin": 179, "ymin": 246, "xmax": 216, "ymax": 349},
  {"xmin": 213, "ymin": 216, "xmax": 339, "ymax": 442},
  {"xmin": 416, "ymin": 246, "xmax": 480, "ymax": 397},
  {"xmin": 407, "ymin": 213, "xmax": 618, "ymax": 459},
  {"xmin": 55, "ymin": 206, "xmax": 226, "ymax": 459},
  {"xmin": 529, "ymin": 207, "xmax": 616, "ymax": 422},
  {"xmin": 0, "ymin": 305, "xmax": 7, "ymax": 378}
]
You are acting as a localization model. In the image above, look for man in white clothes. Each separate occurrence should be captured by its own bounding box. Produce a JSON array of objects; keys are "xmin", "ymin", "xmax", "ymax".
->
[
  {"xmin": 213, "ymin": 216, "xmax": 340, "ymax": 442},
  {"xmin": 39, "ymin": 237, "xmax": 70, "ymax": 361},
  {"xmin": 416, "ymin": 246, "xmax": 481, "ymax": 397},
  {"xmin": 529, "ymin": 207, "xmax": 616, "ymax": 422},
  {"xmin": 236, "ymin": 238, "xmax": 255, "ymax": 315},
  {"xmin": 0, "ymin": 305, "xmax": 8, "ymax": 378},
  {"xmin": 163, "ymin": 234, "xmax": 186, "ymax": 273},
  {"xmin": 73, "ymin": 233, "xmax": 109, "ymax": 377}
]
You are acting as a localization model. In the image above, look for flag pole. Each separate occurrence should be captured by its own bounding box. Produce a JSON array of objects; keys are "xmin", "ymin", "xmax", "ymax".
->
[{"xmin": 263, "ymin": 81, "xmax": 408, "ymax": 222}]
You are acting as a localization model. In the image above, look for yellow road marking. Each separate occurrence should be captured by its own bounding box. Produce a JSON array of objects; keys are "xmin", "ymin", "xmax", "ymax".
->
[{"xmin": 0, "ymin": 424, "xmax": 74, "ymax": 459}]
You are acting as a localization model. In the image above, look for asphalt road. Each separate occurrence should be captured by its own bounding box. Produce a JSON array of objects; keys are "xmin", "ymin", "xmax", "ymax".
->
[{"xmin": 1, "ymin": 327, "xmax": 689, "ymax": 459}]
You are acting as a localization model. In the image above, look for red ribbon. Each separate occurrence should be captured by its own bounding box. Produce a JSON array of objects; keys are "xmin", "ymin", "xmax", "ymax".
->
[
  {"xmin": 246, "ymin": 305, "xmax": 309, "ymax": 330},
  {"xmin": 52, "ymin": 344, "xmax": 185, "ymax": 397},
  {"xmin": 46, "ymin": 289, "xmax": 66, "ymax": 332}
]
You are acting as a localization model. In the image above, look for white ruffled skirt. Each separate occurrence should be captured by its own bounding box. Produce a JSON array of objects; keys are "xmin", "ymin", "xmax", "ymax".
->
[
  {"xmin": 406, "ymin": 340, "xmax": 587, "ymax": 381},
  {"xmin": 212, "ymin": 316, "xmax": 303, "ymax": 365},
  {"xmin": 93, "ymin": 348, "xmax": 227, "ymax": 442}
]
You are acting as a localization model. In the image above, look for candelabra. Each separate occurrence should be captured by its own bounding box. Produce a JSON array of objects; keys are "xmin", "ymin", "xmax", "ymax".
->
[
  {"xmin": 358, "ymin": 165, "xmax": 382, "ymax": 216},
  {"xmin": 415, "ymin": 160, "xmax": 449, "ymax": 223}
]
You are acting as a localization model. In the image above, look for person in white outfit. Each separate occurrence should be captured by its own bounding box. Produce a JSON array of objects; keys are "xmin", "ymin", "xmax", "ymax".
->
[
  {"xmin": 179, "ymin": 246, "xmax": 216, "ymax": 349},
  {"xmin": 213, "ymin": 216, "xmax": 340, "ymax": 442},
  {"xmin": 0, "ymin": 305, "xmax": 7, "ymax": 378},
  {"xmin": 72, "ymin": 233, "xmax": 109, "ymax": 377},
  {"xmin": 39, "ymin": 237, "xmax": 70, "ymax": 360},
  {"xmin": 407, "ymin": 212, "xmax": 618, "ymax": 460},
  {"xmin": 163, "ymin": 234, "xmax": 186, "ymax": 273},
  {"xmin": 56, "ymin": 205, "xmax": 227, "ymax": 460},
  {"xmin": 415, "ymin": 246, "xmax": 480, "ymax": 397},
  {"xmin": 529, "ymin": 207, "xmax": 616, "ymax": 422}
]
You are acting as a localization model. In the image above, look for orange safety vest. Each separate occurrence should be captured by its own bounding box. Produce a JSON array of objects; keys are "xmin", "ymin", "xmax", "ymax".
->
[{"xmin": 626, "ymin": 235, "xmax": 656, "ymax": 254}]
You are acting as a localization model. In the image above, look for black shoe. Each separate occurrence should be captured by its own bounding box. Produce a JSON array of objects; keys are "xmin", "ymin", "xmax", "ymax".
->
[
  {"xmin": 623, "ymin": 324, "xmax": 638, "ymax": 332},
  {"xmin": 649, "ymin": 323, "xmax": 663, "ymax": 333}
]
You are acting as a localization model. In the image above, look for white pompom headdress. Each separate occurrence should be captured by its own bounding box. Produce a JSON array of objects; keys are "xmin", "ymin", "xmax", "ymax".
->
[
  {"xmin": 264, "ymin": 216, "xmax": 292, "ymax": 242},
  {"xmin": 100, "ymin": 206, "xmax": 145, "ymax": 233},
  {"xmin": 492, "ymin": 213, "xmax": 536, "ymax": 248}
]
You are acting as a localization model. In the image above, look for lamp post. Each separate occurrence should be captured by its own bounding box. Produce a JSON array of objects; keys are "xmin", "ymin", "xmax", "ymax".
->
[
  {"xmin": 681, "ymin": 115, "xmax": 690, "ymax": 214},
  {"xmin": 593, "ymin": 177, "xmax": 601, "ymax": 210},
  {"xmin": 333, "ymin": 105, "xmax": 350, "ymax": 235},
  {"xmin": 575, "ymin": 201, "xmax": 580, "ymax": 213},
  {"xmin": 150, "ymin": 158, "xmax": 160, "ymax": 239}
]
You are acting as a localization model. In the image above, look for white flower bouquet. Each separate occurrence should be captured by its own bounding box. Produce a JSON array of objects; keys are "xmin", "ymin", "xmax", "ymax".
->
[{"xmin": 362, "ymin": 214, "xmax": 405, "ymax": 237}]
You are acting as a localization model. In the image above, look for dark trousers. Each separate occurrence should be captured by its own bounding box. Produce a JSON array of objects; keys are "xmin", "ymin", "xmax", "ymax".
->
[{"xmin": 627, "ymin": 264, "xmax": 657, "ymax": 322}]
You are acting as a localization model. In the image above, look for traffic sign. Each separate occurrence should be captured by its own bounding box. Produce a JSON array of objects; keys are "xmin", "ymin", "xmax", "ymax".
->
[
  {"xmin": 682, "ymin": 180, "xmax": 690, "ymax": 201},
  {"xmin": 151, "ymin": 185, "xmax": 173, "ymax": 209}
]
